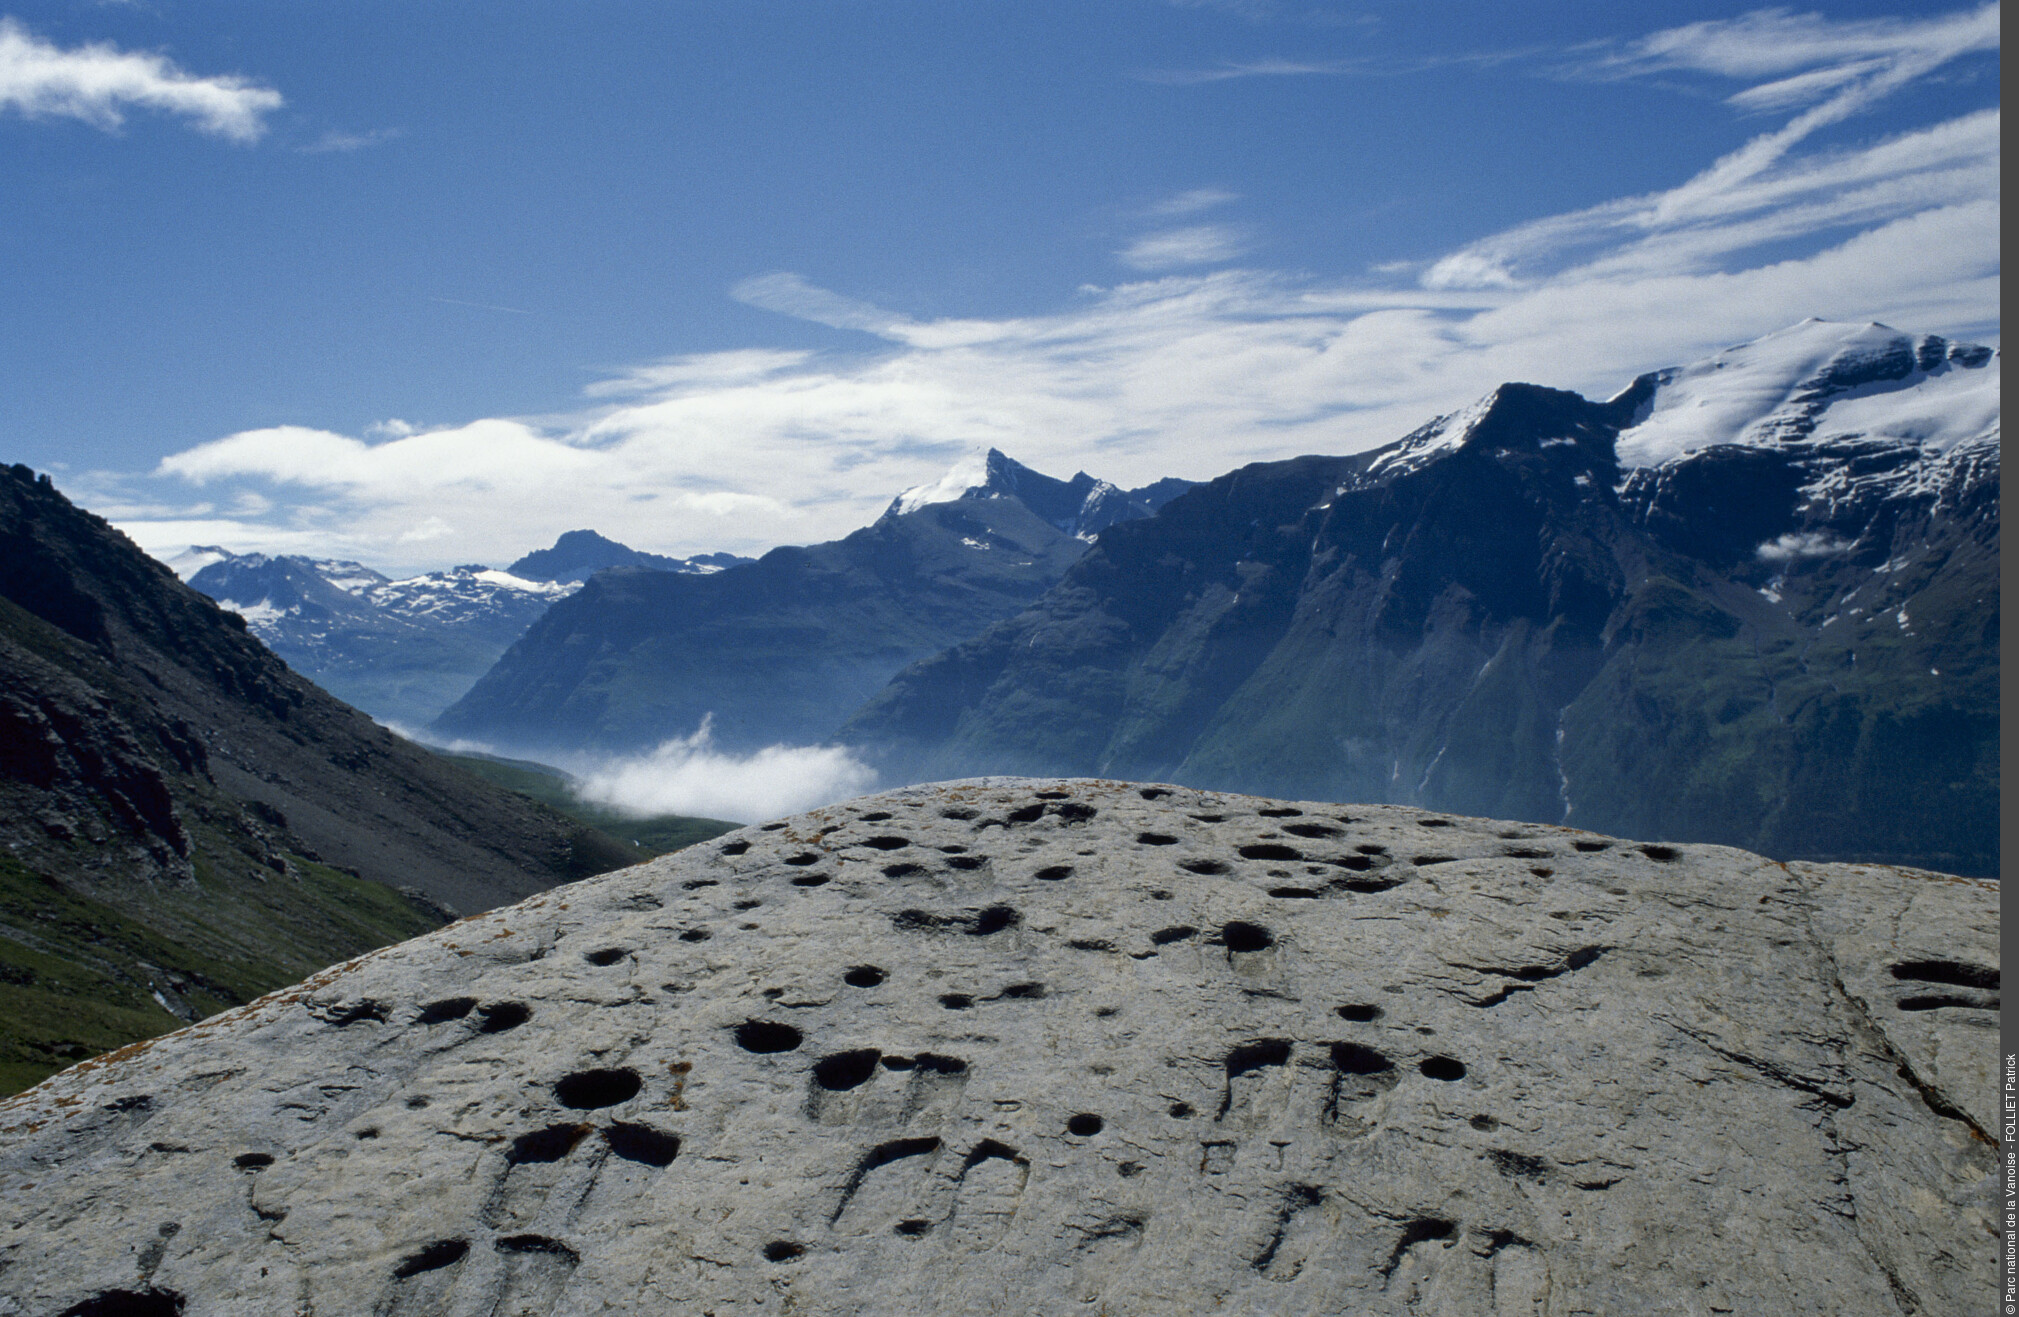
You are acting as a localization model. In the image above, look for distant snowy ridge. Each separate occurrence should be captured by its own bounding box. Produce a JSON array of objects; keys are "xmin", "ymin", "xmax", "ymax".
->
[
  {"xmin": 172, "ymin": 528, "xmax": 741, "ymax": 728},
  {"xmin": 181, "ymin": 553, "xmax": 576, "ymax": 642}
]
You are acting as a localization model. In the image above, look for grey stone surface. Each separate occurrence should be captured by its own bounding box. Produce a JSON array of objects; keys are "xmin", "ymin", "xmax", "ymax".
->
[{"xmin": 0, "ymin": 779, "xmax": 1995, "ymax": 1316}]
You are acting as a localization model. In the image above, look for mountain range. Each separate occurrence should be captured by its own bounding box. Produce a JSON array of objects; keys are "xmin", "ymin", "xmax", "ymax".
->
[
  {"xmin": 140, "ymin": 318, "xmax": 2004, "ymax": 881},
  {"xmin": 431, "ymin": 453, "xmax": 1195, "ymax": 754},
  {"xmin": 0, "ymin": 469, "xmax": 646, "ymax": 1092},
  {"xmin": 840, "ymin": 321, "xmax": 1998, "ymax": 875},
  {"xmin": 0, "ymin": 317, "xmax": 1996, "ymax": 1095},
  {"xmin": 180, "ymin": 533, "xmax": 751, "ymax": 729}
]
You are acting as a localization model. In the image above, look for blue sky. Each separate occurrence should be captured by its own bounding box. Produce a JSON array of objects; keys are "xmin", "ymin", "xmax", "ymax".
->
[{"xmin": 0, "ymin": 1, "xmax": 1999, "ymax": 571}]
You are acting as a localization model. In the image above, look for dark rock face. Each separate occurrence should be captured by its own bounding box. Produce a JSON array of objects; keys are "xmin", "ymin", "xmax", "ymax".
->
[
  {"xmin": 842, "ymin": 330, "xmax": 1997, "ymax": 875},
  {"xmin": 0, "ymin": 467, "xmax": 637, "ymax": 1092},
  {"xmin": 0, "ymin": 780, "xmax": 1992, "ymax": 1315}
]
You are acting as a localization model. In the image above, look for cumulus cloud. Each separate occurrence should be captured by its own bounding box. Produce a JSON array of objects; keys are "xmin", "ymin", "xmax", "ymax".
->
[
  {"xmin": 104, "ymin": 7, "xmax": 1998, "ymax": 576},
  {"xmin": 0, "ymin": 17, "xmax": 281, "ymax": 141},
  {"xmin": 570, "ymin": 718, "xmax": 879, "ymax": 822}
]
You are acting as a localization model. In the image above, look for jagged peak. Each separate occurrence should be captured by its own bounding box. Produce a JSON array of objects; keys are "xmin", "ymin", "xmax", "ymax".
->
[{"xmin": 886, "ymin": 447, "xmax": 1028, "ymax": 517}]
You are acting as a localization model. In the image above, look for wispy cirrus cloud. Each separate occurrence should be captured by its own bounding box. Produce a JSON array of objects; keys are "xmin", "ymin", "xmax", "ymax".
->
[
  {"xmin": 100, "ymin": 7, "xmax": 1997, "ymax": 576},
  {"xmin": 0, "ymin": 16, "xmax": 281, "ymax": 141},
  {"xmin": 299, "ymin": 126, "xmax": 401, "ymax": 153},
  {"xmin": 1135, "ymin": 56, "xmax": 1353, "ymax": 85},
  {"xmin": 731, "ymin": 272, "xmax": 919, "ymax": 335},
  {"xmin": 1118, "ymin": 224, "xmax": 1250, "ymax": 270},
  {"xmin": 1146, "ymin": 187, "xmax": 1239, "ymax": 217},
  {"xmin": 1576, "ymin": 3, "xmax": 2000, "ymax": 85},
  {"xmin": 1423, "ymin": 4, "xmax": 2000, "ymax": 290}
]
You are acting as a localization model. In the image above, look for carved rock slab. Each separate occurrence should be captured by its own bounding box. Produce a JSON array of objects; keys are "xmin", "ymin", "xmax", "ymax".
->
[{"xmin": 0, "ymin": 779, "xmax": 1995, "ymax": 1316}]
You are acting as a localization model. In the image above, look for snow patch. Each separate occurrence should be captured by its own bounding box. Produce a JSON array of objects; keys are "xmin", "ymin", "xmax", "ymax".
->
[
  {"xmin": 1615, "ymin": 320, "xmax": 1999, "ymax": 469},
  {"xmin": 891, "ymin": 448, "xmax": 996, "ymax": 516},
  {"xmin": 1366, "ymin": 392, "xmax": 1496, "ymax": 479},
  {"xmin": 223, "ymin": 600, "xmax": 289, "ymax": 627}
]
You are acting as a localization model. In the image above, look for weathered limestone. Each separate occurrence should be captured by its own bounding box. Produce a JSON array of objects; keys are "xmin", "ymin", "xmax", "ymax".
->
[{"xmin": 0, "ymin": 779, "xmax": 1996, "ymax": 1316}]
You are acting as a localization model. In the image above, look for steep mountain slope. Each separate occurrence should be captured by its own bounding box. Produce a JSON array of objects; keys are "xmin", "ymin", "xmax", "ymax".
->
[
  {"xmin": 507, "ymin": 528, "xmax": 749, "ymax": 582},
  {"xmin": 843, "ymin": 322, "xmax": 1998, "ymax": 874},
  {"xmin": 0, "ymin": 466, "xmax": 639, "ymax": 1091},
  {"xmin": 432, "ymin": 452, "xmax": 1193, "ymax": 756}
]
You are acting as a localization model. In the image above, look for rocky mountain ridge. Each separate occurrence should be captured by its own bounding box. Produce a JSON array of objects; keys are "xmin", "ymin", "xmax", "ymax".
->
[
  {"xmin": 884, "ymin": 446, "xmax": 1195, "ymax": 540},
  {"xmin": 505, "ymin": 529, "xmax": 750, "ymax": 584},
  {"xmin": 0, "ymin": 778, "xmax": 1992, "ymax": 1315}
]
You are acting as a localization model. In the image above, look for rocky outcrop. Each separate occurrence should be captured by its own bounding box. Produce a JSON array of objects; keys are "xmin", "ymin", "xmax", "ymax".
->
[{"xmin": 0, "ymin": 779, "xmax": 1993, "ymax": 1316}]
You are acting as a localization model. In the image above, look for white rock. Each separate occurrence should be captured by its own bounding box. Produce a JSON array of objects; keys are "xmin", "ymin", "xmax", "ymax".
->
[{"xmin": 0, "ymin": 780, "xmax": 1994, "ymax": 1316}]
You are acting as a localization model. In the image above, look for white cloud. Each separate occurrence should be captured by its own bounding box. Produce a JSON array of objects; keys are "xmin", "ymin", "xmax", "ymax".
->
[
  {"xmin": 428, "ymin": 296, "xmax": 533, "ymax": 316},
  {"xmin": 1135, "ymin": 57, "xmax": 1351, "ymax": 85},
  {"xmin": 1584, "ymin": 4, "xmax": 1999, "ymax": 84},
  {"xmin": 104, "ymin": 9, "xmax": 1997, "ymax": 577},
  {"xmin": 1147, "ymin": 187, "xmax": 1239, "ymax": 217},
  {"xmin": 299, "ymin": 126, "xmax": 400, "ymax": 153},
  {"xmin": 1420, "ymin": 251, "xmax": 1520, "ymax": 291},
  {"xmin": 0, "ymin": 17, "xmax": 281, "ymax": 141},
  {"xmin": 570, "ymin": 718, "xmax": 879, "ymax": 822},
  {"xmin": 1757, "ymin": 531, "xmax": 1854, "ymax": 562},
  {"xmin": 1118, "ymin": 224, "xmax": 1250, "ymax": 270},
  {"xmin": 733, "ymin": 272, "xmax": 916, "ymax": 335}
]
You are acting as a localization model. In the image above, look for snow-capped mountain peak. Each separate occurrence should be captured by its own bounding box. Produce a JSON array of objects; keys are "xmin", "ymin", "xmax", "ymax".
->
[
  {"xmin": 1615, "ymin": 319, "xmax": 1997, "ymax": 469},
  {"xmin": 888, "ymin": 448, "xmax": 1005, "ymax": 517},
  {"xmin": 885, "ymin": 447, "xmax": 1195, "ymax": 538}
]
